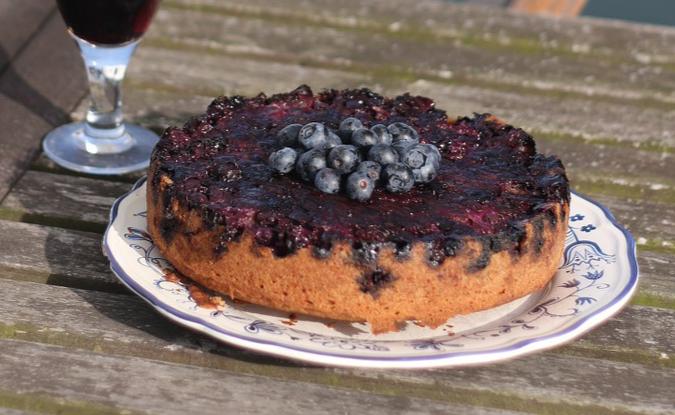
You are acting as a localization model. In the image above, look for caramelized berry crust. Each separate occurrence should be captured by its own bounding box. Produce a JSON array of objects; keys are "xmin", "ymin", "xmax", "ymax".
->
[{"xmin": 150, "ymin": 85, "xmax": 569, "ymax": 266}]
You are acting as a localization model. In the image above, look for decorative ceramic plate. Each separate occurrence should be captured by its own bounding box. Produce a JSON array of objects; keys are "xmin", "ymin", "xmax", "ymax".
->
[{"xmin": 103, "ymin": 178, "xmax": 638, "ymax": 368}]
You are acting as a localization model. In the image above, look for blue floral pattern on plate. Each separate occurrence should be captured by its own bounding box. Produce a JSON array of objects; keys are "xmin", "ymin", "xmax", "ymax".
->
[{"xmin": 103, "ymin": 179, "xmax": 638, "ymax": 368}]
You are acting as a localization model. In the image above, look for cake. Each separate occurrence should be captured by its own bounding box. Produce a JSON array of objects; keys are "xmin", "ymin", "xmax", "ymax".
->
[{"xmin": 147, "ymin": 85, "xmax": 569, "ymax": 333}]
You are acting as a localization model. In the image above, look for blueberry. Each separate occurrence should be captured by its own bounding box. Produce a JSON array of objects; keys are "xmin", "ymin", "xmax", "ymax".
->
[
  {"xmin": 371, "ymin": 124, "xmax": 393, "ymax": 145},
  {"xmin": 412, "ymin": 163, "xmax": 438, "ymax": 183},
  {"xmin": 388, "ymin": 123, "xmax": 419, "ymax": 155},
  {"xmin": 367, "ymin": 144, "xmax": 399, "ymax": 166},
  {"xmin": 401, "ymin": 144, "xmax": 439, "ymax": 170},
  {"xmin": 268, "ymin": 147, "xmax": 297, "ymax": 174},
  {"xmin": 314, "ymin": 168, "xmax": 341, "ymax": 194},
  {"xmin": 324, "ymin": 129, "xmax": 343, "ymax": 149},
  {"xmin": 296, "ymin": 148, "xmax": 327, "ymax": 181},
  {"xmin": 338, "ymin": 117, "xmax": 363, "ymax": 142},
  {"xmin": 298, "ymin": 122, "xmax": 327, "ymax": 149},
  {"xmin": 277, "ymin": 123, "xmax": 303, "ymax": 147},
  {"xmin": 383, "ymin": 162, "xmax": 414, "ymax": 193},
  {"xmin": 356, "ymin": 161, "xmax": 382, "ymax": 182},
  {"xmin": 351, "ymin": 128, "xmax": 378, "ymax": 148},
  {"xmin": 388, "ymin": 122, "xmax": 419, "ymax": 143},
  {"xmin": 345, "ymin": 171, "xmax": 375, "ymax": 202},
  {"xmin": 327, "ymin": 145, "xmax": 361, "ymax": 174}
]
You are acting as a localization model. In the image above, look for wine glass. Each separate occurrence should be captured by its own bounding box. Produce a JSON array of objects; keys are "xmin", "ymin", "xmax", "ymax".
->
[{"xmin": 43, "ymin": 0, "xmax": 161, "ymax": 175}]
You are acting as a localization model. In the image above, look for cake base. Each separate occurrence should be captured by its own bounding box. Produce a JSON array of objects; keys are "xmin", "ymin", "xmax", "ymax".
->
[{"xmin": 147, "ymin": 170, "xmax": 568, "ymax": 333}]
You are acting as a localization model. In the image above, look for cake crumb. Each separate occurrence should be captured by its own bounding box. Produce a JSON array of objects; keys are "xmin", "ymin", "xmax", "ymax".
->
[{"xmin": 282, "ymin": 313, "xmax": 299, "ymax": 326}]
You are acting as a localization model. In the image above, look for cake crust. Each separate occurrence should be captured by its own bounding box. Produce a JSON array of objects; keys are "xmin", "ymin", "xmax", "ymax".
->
[{"xmin": 146, "ymin": 86, "xmax": 570, "ymax": 333}]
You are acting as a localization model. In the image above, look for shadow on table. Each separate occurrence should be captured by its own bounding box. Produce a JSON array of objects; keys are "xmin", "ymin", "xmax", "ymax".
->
[
  {"xmin": 38, "ymin": 126, "xmax": 309, "ymax": 368},
  {"xmin": 0, "ymin": 45, "xmax": 70, "ymax": 127}
]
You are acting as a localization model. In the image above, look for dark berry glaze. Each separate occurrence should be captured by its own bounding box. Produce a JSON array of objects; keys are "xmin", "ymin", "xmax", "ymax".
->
[{"xmin": 151, "ymin": 85, "xmax": 569, "ymax": 265}]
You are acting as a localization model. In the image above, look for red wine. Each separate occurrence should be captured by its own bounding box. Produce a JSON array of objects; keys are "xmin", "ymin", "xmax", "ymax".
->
[{"xmin": 56, "ymin": 0, "xmax": 160, "ymax": 45}]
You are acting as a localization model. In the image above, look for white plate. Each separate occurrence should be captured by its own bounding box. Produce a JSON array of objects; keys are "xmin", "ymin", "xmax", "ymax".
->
[{"xmin": 103, "ymin": 178, "xmax": 638, "ymax": 368}]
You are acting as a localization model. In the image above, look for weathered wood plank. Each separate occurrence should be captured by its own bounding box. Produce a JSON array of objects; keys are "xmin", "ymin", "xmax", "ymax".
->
[
  {"xmin": 0, "ymin": 220, "xmax": 119, "ymax": 292},
  {"xmin": 0, "ymin": 409, "xmax": 41, "ymax": 415},
  {"xmin": 0, "ymin": 279, "xmax": 672, "ymax": 414},
  {"xmin": 0, "ymin": 171, "xmax": 130, "ymax": 230},
  {"xmin": 171, "ymin": 0, "xmax": 675, "ymax": 68},
  {"xmin": 0, "ymin": 339, "xmax": 530, "ymax": 415},
  {"xmin": 156, "ymin": 0, "xmax": 675, "ymax": 109},
  {"xmin": 0, "ymin": 13, "xmax": 86, "ymax": 200},
  {"xmin": 126, "ymin": 45, "xmax": 675, "ymax": 151},
  {"xmin": 0, "ymin": 0, "xmax": 53, "ymax": 71}
]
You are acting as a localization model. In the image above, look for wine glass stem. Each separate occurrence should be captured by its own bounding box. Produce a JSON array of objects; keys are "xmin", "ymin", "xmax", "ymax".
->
[{"xmin": 74, "ymin": 35, "xmax": 138, "ymax": 142}]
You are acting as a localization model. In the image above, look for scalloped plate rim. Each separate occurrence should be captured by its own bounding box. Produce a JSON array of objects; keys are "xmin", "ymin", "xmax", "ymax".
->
[{"xmin": 102, "ymin": 177, "xmax": 639, "ymax": 368}]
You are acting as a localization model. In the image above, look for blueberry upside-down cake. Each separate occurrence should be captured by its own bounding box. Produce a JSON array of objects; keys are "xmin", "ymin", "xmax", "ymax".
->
[{"xmin": 147, "ymin": 85, "xmax": 569, "ymax": 333}]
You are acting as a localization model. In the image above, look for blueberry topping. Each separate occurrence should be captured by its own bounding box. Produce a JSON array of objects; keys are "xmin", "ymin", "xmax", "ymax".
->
[
  {"xmin": 277, "ymin": 123, "xmax": 302, "ymax": 147},
  {"xmin": 314, "ymin": 168, "xmax": 341, "ymax": 194},
  {"xmin": 327, "ymin": 145, "xmax": 361, "ymax": 174},
  {"xmin": 268, "ymin": 147, "xmax": 297, "ymax": 173},
  {"xmin": 345, "ymin": 171, "xmax": 375, "ymax": 201},
  {"xmin": 402, "ymin": 144, "xmax": 439, "ymax": 170},
  {"xmin": 351, "ymin": 128, "xmax": 378, "ymax": 148},
  {"xmin": 371, "ymin": 124, "xmax": 393, "ymax": 145},
  {"xmin": 388, "ymin": 122, "xmax": 419, "ymax": 143},
  {"xmin": 356, "ymin": 161, "xmax": 382, "ymax": 182},
  {"xmin": 367, "ymin": 144, "xmax": 399, "ymax": 166},
  {"xmin": 412, "ymin": 163, "xmax": 438, "ymax": 183},
  {"xmin": 388, "ymin": 123, "xmax": 419, "ymax": 156},
  {"xmin": 296, "ymin": 148, "xmax": 327, "ymax": 181},
  {"xmin": 324, "ymin": 129, "xmax": 343, "ymax": 149},
  {"xmin": 298, "ymin": 122, "xmax": 327, "ymax": 149},
  {"xmin": 338, "ymin": 117, "xmax": 363, "ymax": 142},
  {"xmin": 270, "ymin": 118, "xmax": 438, "ymax": 199},
  {"xmin": 383, "ymin": 162, "xmax": 414, "ymax": 193}
]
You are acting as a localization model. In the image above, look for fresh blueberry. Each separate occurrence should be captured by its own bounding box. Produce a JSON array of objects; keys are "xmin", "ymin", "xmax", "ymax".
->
[
  {"xmin": 295, "ymin": 148, "xmax": 327, "ymax": 181},
  {"xmin": 327, "ymin": 145, "xmax": 361, "ymax": 174},
  {"xmin": 314, "ymin": 168, "xmax": 341, "ymax": 194},
  {"xmin": 298, "ymin": 122, "xmax": 327, "ymax": 149},
  {"xmin": 268, "ymin": 147, "xmax": 297, "ymax": 174},
  {"xmin": 338, "ymin": 117, "xmax": 363, "ymax": 142},
  {"xmin": 388, "ymin": 123, "xmax": 419, "ymax": 155},
  {"xmin": 277, "ymin": 123, "xmax": 303, "ymax": 147},
  {"xmin": 351, "ymin": 128, "xmax": 378, "ymax": 148},
  {"xmin": 324, "ymin": 129, "xmax": 343, "ymax": 149},
  {"xmin": 367, "ymin": 144, "xmax": 399, "ymax": 166},
  {"xmin": 371, "ymin": 124, "xmax": 393, "ymax": 145},
  {"xmin": 412, "ymin": 163, "xmax": 438, "ymax": 183},
  {"xmin": 356, "ymin": 161, "xmax": 382, "ymax": 182},
  {"xmin": 401, "ymin": 144, "xmax": 439, "ymax": 170},
  {"xmin": 383, "ymin": 162, "xmax": 414, "ymax": 193},
  {"xmin": 345, "ymin": 171, "xmax": 375, "ymax": 201},
  {"xmin": 388, "ymin": 122, "xmax": 419, "ymax": 142}
]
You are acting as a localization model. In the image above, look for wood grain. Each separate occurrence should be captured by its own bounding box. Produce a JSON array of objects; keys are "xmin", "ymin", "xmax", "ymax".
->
[
  {"xmin": 0, "ymin": 0, "xmax": 53, "ymax": 71},
  {"xmin": 157, "ymin": 0, "xmax": 675, "ymax": 109},
  {"xmin": 0, "ymin": 13, "xmax": 86, "ymax": 200},
  {"xmin": 0, "ymin": 171, "xmax": 130, "ymax": 230},
  {"xmin": 0, "ymin": 220, "xmax": 119, "ymax": 292},
  {"xmin": 0, "ymin": 338, "xmax": 534, "ymax": 415},
  {"xmin": 0, "ymin": 279, "xmax": 672, "ymax": 414}
]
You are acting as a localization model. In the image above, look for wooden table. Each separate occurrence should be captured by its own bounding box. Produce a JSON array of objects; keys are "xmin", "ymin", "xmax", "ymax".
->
[{"xmin": 1, "ymin": 1, "xmax": 673, "ymax": 414}]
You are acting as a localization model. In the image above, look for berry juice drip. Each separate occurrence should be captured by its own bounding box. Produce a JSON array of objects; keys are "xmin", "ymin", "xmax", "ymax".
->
[{"xmin": 56, "ymin": 0, "xmax": 160, "ymax": 45}]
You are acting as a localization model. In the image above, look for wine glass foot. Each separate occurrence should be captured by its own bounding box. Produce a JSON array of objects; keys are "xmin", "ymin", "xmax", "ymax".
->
[{"xmin": 43, "ymin": 122, "xmax": 159, "ymax": 175}]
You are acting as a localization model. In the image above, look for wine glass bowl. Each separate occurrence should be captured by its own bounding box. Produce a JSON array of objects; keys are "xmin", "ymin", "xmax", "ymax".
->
[{"xmin": 43, "ymin": 0, "xmax": 161, "ymax": 175}]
